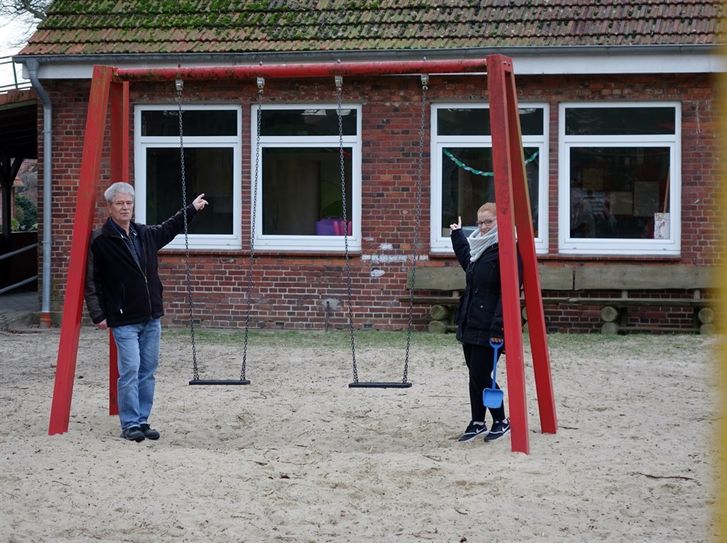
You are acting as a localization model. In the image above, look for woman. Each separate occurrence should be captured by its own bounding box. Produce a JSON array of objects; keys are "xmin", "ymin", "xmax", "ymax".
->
[{"xmin": 450, "ymin": 202, "xmax": 511, "ymax": 443}]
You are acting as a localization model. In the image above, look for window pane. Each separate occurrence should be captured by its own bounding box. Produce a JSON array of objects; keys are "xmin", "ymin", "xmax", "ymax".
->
[
  {"xmin": 142, "ymin": 110, "xmax": 238, "ymax": 136},
  {"xmin": 146, "ymin": 147, "xmax": 234, "ymax": 234},
  {"xmin": 260, "ymin": 109, "xmax": 356, "ymax": 136},
  {"xmin": 437, "ymin": 109, "xmax": 491, "ymax": 136},
  {"xmin": 569, "ymin": 147, "xmax": 670, "ymax": 239},
  {"xmin": 565, "ymin": 107, "xmax": 675, "ymax": 135},
  {"xmin": 437, "ymin": 108, "xmax": 543, "ymax": 136},
  {"xmin": 439, "ymin": 147, "xmax": 540, "ymax": 236},
  {"xmin": 519, "ymin": 108, "xmax": 545, "ymax": 135},
  {"xmin": 262, "ymin": 147, "xmax": 352, "ymax": 235}
]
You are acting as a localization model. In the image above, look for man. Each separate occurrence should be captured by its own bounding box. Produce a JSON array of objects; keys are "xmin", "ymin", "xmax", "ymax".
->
[{"xmin": 85, "ymin": 182, "xmax": 207, "ymax": 442}]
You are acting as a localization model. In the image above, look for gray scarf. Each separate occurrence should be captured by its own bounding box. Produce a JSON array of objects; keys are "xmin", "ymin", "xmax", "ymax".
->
[{"xmin": 467, "ymin": 225, "xmax": 498, "ymax": 262}]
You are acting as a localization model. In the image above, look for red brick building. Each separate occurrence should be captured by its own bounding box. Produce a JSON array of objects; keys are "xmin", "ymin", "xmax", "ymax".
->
[{"xmin": 14, "ymin": 1, "xmax": 725, "ymax": 333}]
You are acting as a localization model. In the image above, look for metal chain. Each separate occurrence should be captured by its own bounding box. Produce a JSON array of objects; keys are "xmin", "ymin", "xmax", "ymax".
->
[
  {"xmin": 175, "ymin": 79, "xmax": 199, "ymax": 381},
  {"xmin": 240, "ymin": 77, "xmax": 265, "ymax": 382},
  {"xmin": 336, "ymin": 75, "xmax": 359, "ymax": 384},
  {"xmin": 402, "ymin": 74, "xmax": 429, "ymax": 384}
]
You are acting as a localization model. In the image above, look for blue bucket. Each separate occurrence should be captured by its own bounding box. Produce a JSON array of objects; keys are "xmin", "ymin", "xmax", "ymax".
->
[{"xmin": 482, "ymin": 339, "xmax": 504, "ymax": 409}]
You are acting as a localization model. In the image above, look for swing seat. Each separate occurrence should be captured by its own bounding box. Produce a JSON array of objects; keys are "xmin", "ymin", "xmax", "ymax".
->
[
  {"xmin": 349, "ymin": 381, "xmax": 412, "ymax": 389},
  {"xmin": 189, "ymin": 379, "xmax": 251, "ymax": 386}
]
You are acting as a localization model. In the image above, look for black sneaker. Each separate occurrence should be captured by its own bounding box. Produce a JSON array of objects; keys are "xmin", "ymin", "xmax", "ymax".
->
[
  {"xmin": 457, "ymin": 421, "xmax": 488, "ymax": 442},
  {"xmin": 121, "ymin": 426, "xmax": 145, "ymax": 442},
  {"xmin": 139, "ymin": 424, "xmax": 160, "ymax": 440},
  {"xmin": 484, "ymin": 419, "xmax": 511, "ymax": 442}
]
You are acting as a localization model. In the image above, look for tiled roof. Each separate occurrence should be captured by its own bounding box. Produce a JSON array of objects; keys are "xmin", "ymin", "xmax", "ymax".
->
[{"xmin": 19, "ymin": 0, "xmax": 726, "ymax": 56}]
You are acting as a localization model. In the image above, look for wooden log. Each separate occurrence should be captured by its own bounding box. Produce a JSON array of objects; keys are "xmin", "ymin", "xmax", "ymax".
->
[
  {"xmin": 697, "ymin": 307, "xmax": 714, "ymax": 324},
  {"xmin": 428, "ymin": 320, "xmax": 449, "ymax": 334},
  {"xmin": 430, "ymin": 304, "xmax": 450, "ymax": 321},
  {"xmin": 600, "ymin": 305, "xmax": 620, "ymax": 323},
  {"xmin": 601, "ymin": 322, "xmax": 619, "ymax": 335}
]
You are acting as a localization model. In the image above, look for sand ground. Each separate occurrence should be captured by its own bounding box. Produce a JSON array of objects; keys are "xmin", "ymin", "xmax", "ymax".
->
[{"xmin": 0, "ymin": 328, "xmax": 719, "ymax": 542}]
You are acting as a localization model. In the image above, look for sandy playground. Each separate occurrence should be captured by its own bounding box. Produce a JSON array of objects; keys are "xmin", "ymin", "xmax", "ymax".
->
[{"xmin": 0, "ymin": 326, "xmax": 719, "ymax": 542}]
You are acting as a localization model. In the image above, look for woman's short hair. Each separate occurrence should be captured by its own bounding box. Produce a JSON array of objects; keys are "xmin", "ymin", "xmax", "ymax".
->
[
  {"xmin": 104, "ymin": 182, "xmax": 135, "ymax": 203},
  {"xmin": 478, "ymin": 202, "xmax": 496, "ymax": 215}
]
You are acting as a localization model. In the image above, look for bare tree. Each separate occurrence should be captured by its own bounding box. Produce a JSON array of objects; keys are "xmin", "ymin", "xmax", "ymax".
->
[
  {"xmin": 0, "ymin": 0, "xmax": 51, "ymax": 51},
  {"xmin": 0, "ymin": 0, "xmax": 51, "ymax": 22}
]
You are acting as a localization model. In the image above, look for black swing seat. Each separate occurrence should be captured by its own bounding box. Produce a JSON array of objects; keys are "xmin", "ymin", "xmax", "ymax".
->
[
  {"xmin": 189, "ymin": 379, "xmax": 251, "ymax": 386},
  {"xmin": 349, "ymin": 381, "xmax": 412, "ymax": 389}
]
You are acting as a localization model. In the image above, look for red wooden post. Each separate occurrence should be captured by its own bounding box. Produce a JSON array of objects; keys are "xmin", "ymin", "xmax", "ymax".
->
[
  {"xmin": 107, "ymin": 80, "xmax": 129, "ymax": 416},
  {"xmin": 504, "ymin": 69, "xmax": 558, "ymax": 434},
  {"xmin": 49, "ymin": 66, "xmax": 114, "ymax": 435},
  {"xmin": 487, "ymin": 55, "xmax": 530, "ymax": 454}
]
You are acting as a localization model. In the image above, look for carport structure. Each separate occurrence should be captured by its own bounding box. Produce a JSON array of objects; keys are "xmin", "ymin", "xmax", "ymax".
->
[{"xmin": 0, "ymin": 89, "xmax": 37, "ymax": 294}]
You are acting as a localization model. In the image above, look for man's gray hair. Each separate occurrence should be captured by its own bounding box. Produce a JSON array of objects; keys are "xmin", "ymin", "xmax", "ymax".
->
[{"xmin": 104, "ymin": 182, "xmax": 135, "ymax": 203}]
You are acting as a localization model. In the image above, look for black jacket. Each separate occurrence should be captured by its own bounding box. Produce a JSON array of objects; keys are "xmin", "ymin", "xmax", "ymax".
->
[
  {"xmin": 451, "ymin": 229, "xmax": 520, "ymax": 346},
  {"xmin": 84, "ymin": 205, "xmax": 197, "ymax": 327}
]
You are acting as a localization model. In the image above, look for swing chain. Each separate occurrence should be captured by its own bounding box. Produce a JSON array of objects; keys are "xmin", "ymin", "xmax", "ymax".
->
[
  {"xmin": 402, "ymin": 74, "xmax": 429, "ymax": 384},
  {"xmin": 175, "ymin": 79, "xmax": 200, "ymax": 382},
  {"xmin": 335, "ymin": 75, "xmax": 359, "ymax": 384},
  {"xmin": 240, "ymin": 77, "xmax": 265, "ymax": 381}
]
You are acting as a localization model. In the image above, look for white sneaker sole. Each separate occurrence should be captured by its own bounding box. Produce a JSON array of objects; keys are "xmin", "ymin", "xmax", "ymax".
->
[
  {"xmin": 484, "ymin": 427, "xmax": 510, "ymax": 442},
  {"xmin": 458, "ymin": 429, "xmax": 488, "ymax": 443}
]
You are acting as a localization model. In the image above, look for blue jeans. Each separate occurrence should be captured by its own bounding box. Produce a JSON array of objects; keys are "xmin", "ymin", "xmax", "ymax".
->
[{"xmin": 111, "ymin": 319, "xmax": 162, "ymax": 430}]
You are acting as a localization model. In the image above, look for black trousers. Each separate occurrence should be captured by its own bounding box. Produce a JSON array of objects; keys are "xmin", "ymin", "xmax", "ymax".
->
[{"xmin": 463, "ymin": 342, "xmax": 506, "ymax": 423}]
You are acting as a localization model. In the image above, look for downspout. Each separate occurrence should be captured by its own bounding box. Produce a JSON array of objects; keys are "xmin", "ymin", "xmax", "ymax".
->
[{"xmin": 25, "ymin": 59, "xmax": 52, "ymax": 327}]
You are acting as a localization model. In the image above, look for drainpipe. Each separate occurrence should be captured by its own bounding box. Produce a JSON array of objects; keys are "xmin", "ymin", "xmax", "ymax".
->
[{"xmin": 25, "ymin": 59, "xmax": 52, "ymax": 327}]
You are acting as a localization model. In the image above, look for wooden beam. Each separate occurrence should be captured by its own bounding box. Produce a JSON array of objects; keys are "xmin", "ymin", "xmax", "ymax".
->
[
  {"xmin": 504, "ymin": 67, "xmax": 557, "ymax": 436},
  {"xmin": 49, "ymin": 66, "xmax": 114, "ymax": 435},
  {"xmin": 487, "ymin": 54, "xmax": 530, "ymax": 454},
  {"xmin": 574, "ymin": 264, "xmax": 713, "ymax": 290}
]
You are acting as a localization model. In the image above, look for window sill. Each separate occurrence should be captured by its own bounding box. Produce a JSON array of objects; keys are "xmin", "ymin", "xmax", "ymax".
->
[{"xmin": 159, "ymin": 248, "xmax": 363, "ymax": 258}]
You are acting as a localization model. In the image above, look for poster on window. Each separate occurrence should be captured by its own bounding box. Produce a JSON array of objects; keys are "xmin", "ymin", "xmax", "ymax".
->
[
  {"xmin": 609, "ymin": 191, "xmax": 633, "ymax": 215},
  {"xmin": 654, "ymin": 213, "xmax": 670, "ymax": 239},
  {"xmin": 633, "ymin": 181, "xmax": 659, "ymax": 217}
]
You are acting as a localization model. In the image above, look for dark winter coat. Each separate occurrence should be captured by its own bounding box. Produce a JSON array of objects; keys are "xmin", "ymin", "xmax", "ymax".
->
[
  {"xmin": 451, "ymin": 229, "xmax": 520, "ymax": 346},
  {"xmin": 84, "ymin": 205, "xmax": 197, "ymax": 327}
]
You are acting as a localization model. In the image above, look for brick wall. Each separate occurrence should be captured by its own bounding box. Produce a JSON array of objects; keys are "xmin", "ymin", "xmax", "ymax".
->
[{"xmin": 38, "ymin": 71, "xmax": 718, "ymax": 332}]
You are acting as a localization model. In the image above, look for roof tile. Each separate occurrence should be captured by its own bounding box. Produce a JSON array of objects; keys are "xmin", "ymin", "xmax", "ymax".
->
[{"xmin": 17, "ymin": 0, "xmax": 726, "ymax": 57}]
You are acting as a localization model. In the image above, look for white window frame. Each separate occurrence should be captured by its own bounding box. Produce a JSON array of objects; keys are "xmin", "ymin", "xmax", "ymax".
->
[
  {"xmin": 134, "ymin": 104, "xmax": 242, "ymax": 250},
  {"xmin": 430, "ymin": 102, "xmax": 550, "ymax": 254},
  {"xmin": 558, "ymin": 102, "xmax": 681, "ymax": 255},
  {"xmin": 251, "ymin": 103, "xmax": 362, "ymax": 252}
]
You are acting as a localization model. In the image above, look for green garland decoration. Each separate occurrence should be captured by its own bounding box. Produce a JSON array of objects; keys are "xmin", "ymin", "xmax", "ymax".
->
[{"xmin": 443, "ymin": 149, "xmax": 539, "ymax": 177}]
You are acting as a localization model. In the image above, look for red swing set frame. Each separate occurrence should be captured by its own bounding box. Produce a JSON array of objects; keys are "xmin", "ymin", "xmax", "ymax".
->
[{"xmin": 47, "ymin": 54, "xmax": 557, "ymax": 454}]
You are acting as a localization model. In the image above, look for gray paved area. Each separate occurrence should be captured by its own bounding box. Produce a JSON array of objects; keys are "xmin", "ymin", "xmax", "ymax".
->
[{"xmin": 0, "ymin": 290, "xmax": 40, "ymax": 330}]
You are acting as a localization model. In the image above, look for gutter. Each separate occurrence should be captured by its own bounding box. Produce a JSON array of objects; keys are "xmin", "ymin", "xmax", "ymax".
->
[
  {"xmin": 25, "ymin": 58, "xmax": 52, "ymax": 327},
  {"xmin": 17, "ymin": 43, "xmax": 726, "ymax": 79},
  {"xmin": 13, "ymin": 43, "xmax": 721, "ymax": 65}
]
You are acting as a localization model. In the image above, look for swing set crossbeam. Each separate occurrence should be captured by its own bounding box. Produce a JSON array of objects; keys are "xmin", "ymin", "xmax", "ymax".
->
[{"xmin": 113, "ymin": 58, "xmax": 488, "ymax": 82}]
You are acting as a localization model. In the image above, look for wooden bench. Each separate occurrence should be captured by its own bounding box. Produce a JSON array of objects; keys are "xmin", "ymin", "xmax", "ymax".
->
[
  {"xmin": 404, "ymin": 264, "xmax": 715, "ymax": 334},
  {"xmin": 403, "ymin": 264, "xmax": 574, "ymax": 333},
  {"xmin": 568, "ymin": 264, "xmax": 714, "ymax": 334}
]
